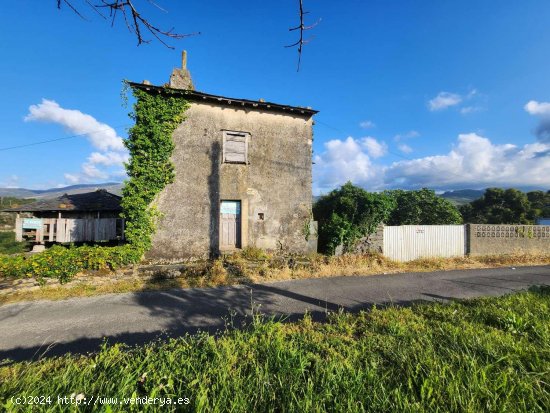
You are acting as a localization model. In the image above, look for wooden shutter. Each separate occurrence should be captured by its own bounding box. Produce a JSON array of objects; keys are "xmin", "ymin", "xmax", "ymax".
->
[{"xmin": 223, "ymin": 131, "xmax": 248, "ymax": 163}]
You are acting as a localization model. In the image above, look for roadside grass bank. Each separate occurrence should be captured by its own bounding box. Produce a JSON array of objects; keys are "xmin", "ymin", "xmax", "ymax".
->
[
  {"xmin": 1, "ymin": 250, "xmax": 550, "ymax": 305},
  {"xmin": 1, "ymin": 287, "xmax": 549, "ymax": 412}
]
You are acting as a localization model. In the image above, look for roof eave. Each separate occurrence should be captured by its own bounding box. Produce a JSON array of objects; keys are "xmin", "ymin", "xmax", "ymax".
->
[{"xmin": 128, "ymin": 82, "xmax": 319, "ymax": 117}]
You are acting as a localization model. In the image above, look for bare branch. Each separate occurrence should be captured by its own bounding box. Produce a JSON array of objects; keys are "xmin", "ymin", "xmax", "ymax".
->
[
  {"xmin": 286, "ymin": 0, "xmax": 320, "ymax": 71},
  {"xmin": 85, "ymin": 0, "xmax": 107, "ymax": 19},
  {"xmin": 58, "ymin": 0, "xmax": 88, "ymax": 20},
  {"xmin": 146, "ymin": 0, "xmax": 167, "ymax": 14},
  {"xmin": 57, "ymin": 0, "xmax": 200, "ymax": 48}
]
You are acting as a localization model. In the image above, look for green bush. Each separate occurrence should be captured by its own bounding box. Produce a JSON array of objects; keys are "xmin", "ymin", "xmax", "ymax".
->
[
  {"xmin": 0, "ymin": 245, "xmax": 139, "ymax": 284},
  {"xmin": 313, "ymin": 182, "xmax": 395, "ymax": 254},
  {"xmin": 460, "ymin": 187, "xmax": 547, "ymax": 224},
  {"xmin": 384, "ymin": 188, "xmax": 463, "ymax": 225}
]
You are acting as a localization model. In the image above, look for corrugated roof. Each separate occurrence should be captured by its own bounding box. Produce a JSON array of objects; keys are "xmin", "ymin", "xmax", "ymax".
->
[
  {"xmin": 1, "ymin": 190, "xmax": 122, "ymax": 213},
  {"xmin": 129, "ymin": 82, "xmax": 319, "ymax": 117}
]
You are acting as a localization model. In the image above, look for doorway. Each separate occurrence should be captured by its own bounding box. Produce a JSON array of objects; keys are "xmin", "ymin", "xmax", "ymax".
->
[{"xmin": 220, "ymin": 200, "xmax": 241, "ymax": 249}]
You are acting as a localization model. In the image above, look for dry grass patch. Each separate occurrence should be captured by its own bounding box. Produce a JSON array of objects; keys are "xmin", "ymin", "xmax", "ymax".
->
[
  {"xmin": 239, "ymin": 251, "xmax": 550, "ymax": 284},
  {"xmin": 1, "ymin": 250, "xmax": 549, "ymax": 305}
]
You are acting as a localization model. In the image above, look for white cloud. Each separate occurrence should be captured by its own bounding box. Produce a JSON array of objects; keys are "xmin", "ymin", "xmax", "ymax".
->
[
  {"xmin": 25, "ymin": 99, "xmax": 128, "ymax": 184},
  {"xmin": 428, "ymin": 89, "xmax": 483, "ymax": 114},
  {"xmin": 87, "ymin": 151, "xmax": 129, "ymax": 167},
  {"xmin": 0, "ymin": 175, "xmax": 20, "ymax": 188},
  {"xmin": 385, "ymin": 133, "xmax": 550, "ymax": 189},
  {"xmin": 359, "ymin": 120, "xmax": 376, "ymax": 129},
  {"xmin": 525, "ymin": 100, "xmax": 550, "ymax": 116},
  {"xmin": 25, "ymin": 99, "xmax": 125, "ymax": 151},
  {"xmin": 397, "ymin": 144, "xmax": 413, "ymax": 154},
  {"xmin": 64, "ymin": 173, "xmax": 80, "ymax": 185},
  {"xmin": 81, "ymin": 163, "xmax": 108, "ymax": 180},
  {"xmin": 313, "ymin": 132, "xmax": 550, "ymax": 194},
  {"xmin": 460, "ymin": 106, "xmax": 483, "ymax": 115},
  {"xmin": 525, "ymin": 100, "xmax": 550, "ymax": 143},
  {"xmin": 428, "ymin": 92, "xmax": 462, "ymax": 111},
  {"xmin": 313, "ymin": 137, "xmax": 382, "ymax": 194},
  {"xmin": 394, "ymin": 130, "xmax": 420, "ymax": 141},
  {"xmin": 361, "ymin": 137, "xmax": 387, "ymax": 158}
]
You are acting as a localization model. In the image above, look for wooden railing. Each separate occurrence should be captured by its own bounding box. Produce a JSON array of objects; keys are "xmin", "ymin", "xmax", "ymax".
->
[{"xmin": 15, "ymin": 217, "xmax": 124, "ymax": 243}]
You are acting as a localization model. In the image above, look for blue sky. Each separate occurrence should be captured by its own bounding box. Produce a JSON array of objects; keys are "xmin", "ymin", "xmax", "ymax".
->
[{"xmin": 1, "ymin": 1, "xmax": 549, "ymax": 194}]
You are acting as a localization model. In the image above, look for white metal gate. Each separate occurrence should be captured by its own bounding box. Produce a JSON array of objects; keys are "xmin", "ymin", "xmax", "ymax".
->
[{"xmin": 383, "ymin": 225, "xmax": 465, "ymax": 262}]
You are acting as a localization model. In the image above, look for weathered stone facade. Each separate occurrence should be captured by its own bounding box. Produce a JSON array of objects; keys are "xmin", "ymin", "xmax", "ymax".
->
[
  {"xmin": 333, "ymin": 224, "xmax": 385, "ymax": 256},
  {"xmin": 352, "ymin": 224, "xmax": 385, "ymax": 254},
  {"xmin": 141, "ymin": 56, "xmax": 317, "ymax": 260}
]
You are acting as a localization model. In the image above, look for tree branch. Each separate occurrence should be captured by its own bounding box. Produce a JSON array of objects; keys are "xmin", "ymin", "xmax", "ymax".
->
[
  {"xmin": 57, "ymin": 0, "xmax": 200, "ymax": 48},
  {"xmin": 57, "ymin": 0, "xmax": 88, "ymax": 20},
  {"xmin": 285, "ymin": 0, "xmax": 320, "ymax": 71}
]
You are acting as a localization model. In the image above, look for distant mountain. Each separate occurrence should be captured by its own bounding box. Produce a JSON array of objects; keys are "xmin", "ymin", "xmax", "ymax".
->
[
  {"xmin": 0, "ymin": 183, "xmax": 123, "ymax": 199},
  {"xmin": 3, "ymin": 184, "xmax": 545, "ymax": 204},
  {"xmin": 440, "ymin": 189, "xmax": 485, "ymax": 206},
  {"xmin": 440, "ymin": 188, "xmax": 550, "ymax": 206}
]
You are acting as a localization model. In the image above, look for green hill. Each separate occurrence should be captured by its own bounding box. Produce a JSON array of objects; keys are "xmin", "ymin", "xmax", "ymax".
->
[{"xmin": 439, "ymin": 189, "xmax": 485, "ymax": 206}]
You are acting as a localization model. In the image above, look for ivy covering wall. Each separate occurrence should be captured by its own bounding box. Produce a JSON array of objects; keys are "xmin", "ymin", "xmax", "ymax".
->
[{"xmin": 121, "ymin": 85, "xmax": 190, "ymax": 259}]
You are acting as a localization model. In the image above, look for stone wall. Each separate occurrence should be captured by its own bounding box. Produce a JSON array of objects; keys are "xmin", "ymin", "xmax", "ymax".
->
[
  {"xmin": 466, "ymin": 224, "xmax": 550, "ymax": 256},
  {"xmin": 352, "ymin": 224, "xmax": 385, "ymax": 254},
  {"xmin": 307, "ymin": 221, "xmax": 318, "ymax": 254},
  {"xmin": 148, "ymin": 101, "xmax": 314, "ymax": 261},
  {"xmin": 332, "ymin": 224, "xmax": 384, "ymax": 256}
]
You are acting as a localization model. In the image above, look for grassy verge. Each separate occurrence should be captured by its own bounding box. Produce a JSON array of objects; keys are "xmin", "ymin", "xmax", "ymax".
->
[
  {"xmin": 1, "ymin": 251, "xmax": 550, "ymax": 305},
  {"xmin": 1, "ymin": 287, "xmax": 549, "ymax": 412}
]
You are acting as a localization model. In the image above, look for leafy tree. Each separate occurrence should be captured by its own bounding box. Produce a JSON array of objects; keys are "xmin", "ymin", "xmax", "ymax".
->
[
  {"xmin": 526, "ymin": 190, "xmax": 550, "ymax": 219},
  {"xmin": 460, "ymin": 188, "xmax": 533, "ymax": 224},
  {"xmin": 313, "ymin": 182, "xmax": 395, "ymax": 254},
  {"xmin": 385, "ymin": 188, "xmax": 462, "ymax": 226}
]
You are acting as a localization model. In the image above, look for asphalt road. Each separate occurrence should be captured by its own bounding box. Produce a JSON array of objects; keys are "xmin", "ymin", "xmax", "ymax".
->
[{"xmin": 1, "ymin": 265, "xmax": 549, "ymax": 362}]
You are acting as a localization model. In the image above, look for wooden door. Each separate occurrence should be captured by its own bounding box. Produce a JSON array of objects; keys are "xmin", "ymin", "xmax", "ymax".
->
[{"xmin": 220, "ymin": 201, "xmax": 241, "ymax": 249}]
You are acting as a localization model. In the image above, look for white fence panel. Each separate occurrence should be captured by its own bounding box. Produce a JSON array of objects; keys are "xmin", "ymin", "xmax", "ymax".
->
[{"xmin": 383, "ymin": 225, "xmax": 465, "ymax": 262}]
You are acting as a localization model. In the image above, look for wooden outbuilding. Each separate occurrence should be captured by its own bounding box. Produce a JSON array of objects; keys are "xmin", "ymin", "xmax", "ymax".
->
[{"xmin": 2, "ymin": 190, "xmax": 124, "ymax": 243}]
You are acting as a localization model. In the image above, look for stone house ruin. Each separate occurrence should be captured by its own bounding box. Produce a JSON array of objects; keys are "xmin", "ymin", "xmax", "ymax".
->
[{"xmin": 132, "ymin": 52, "xmax": 318, "ymax": 260}]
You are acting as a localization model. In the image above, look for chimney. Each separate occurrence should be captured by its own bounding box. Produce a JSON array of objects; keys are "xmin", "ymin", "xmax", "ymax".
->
[
  {"xmin": 181, "ymin": 50, "xmax": 187, "ymax": 70},
  {"xmin": 169, "ymin": 50, "xmax": 195, "ymax": 90}
]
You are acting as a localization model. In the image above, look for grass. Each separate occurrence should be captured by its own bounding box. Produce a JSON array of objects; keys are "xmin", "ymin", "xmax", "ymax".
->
[
  {"xmin": 0, "ymin": 232, "xmax": 29, "ymax": 255},
  {"xmin": 1, "ymin": 250, "xmax": 550, "ymax": 305},
  {"xmin": 1, "ymin": 287, "xmax": 549, "ymax": 412}
]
